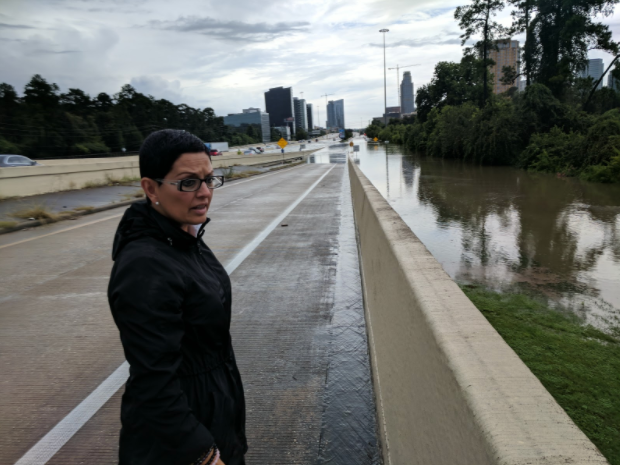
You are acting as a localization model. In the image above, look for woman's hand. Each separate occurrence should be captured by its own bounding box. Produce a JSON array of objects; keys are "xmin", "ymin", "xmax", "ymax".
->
[{"xmin": 216, "ymin": 459, "xmax": 226, "ymax": 465}]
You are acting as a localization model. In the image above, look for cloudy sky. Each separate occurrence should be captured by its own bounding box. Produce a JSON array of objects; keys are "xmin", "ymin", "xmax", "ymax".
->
[{"xmin": 2, "ymin": 0, "xmax": 620, "ymax": 127}]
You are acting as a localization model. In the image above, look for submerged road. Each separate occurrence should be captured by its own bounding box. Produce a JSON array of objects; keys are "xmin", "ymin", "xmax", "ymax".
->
[{"xmin": 0, "ymin": 161, "xmax": 380, "ymax": 464}]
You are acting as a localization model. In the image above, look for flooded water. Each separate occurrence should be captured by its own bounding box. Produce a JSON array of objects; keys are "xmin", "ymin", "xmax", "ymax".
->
[{"xmin": 311, "ymin": 141, "xmax": 620, "ymax": 330}]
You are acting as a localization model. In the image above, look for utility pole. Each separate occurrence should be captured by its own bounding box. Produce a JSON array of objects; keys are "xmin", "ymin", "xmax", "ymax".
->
[
  {"xmin": 321, "ymin": 93, "xmax": 333, "ymax": 129},
  {"xmin": 379, "ymin": 29, "xmax": 389, "ymax": 126},
  {"xmin": 388, "ymin": 63, "xmax": 420, "ymax": 110}
]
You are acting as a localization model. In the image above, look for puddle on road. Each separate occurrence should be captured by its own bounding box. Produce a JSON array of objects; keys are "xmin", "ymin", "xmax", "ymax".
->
[{"xmin": 317, "ymin": 166, "xmax": 381, "ymax": 465}]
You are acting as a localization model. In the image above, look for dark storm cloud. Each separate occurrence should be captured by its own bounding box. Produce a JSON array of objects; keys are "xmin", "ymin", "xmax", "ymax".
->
[
  {"xmin": 368, "ymin": 33, "xmax": 461, "ymax": 48},
  {"xmin": 0, "ymin": 22, "xmax": 36, "ymax": 29},
  {"xmin": 148, "ymin": 15, "xmax": 310, "ymax": 42}
]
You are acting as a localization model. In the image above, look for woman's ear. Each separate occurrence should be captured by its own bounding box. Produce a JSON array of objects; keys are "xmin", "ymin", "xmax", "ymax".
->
[{"xmin": 141, "ymin": 178, "xmax": 159, "ymax": 204}]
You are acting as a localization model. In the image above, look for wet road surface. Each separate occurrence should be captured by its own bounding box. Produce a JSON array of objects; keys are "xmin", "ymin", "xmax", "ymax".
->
[{"xmin": 0, "ymin": 160, "xmax": 380, "ymax": 464}]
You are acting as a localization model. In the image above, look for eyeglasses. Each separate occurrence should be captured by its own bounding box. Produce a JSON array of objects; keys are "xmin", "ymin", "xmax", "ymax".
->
[{"xmin": 155, "ymin": 176, "xmax": 225, "ymax": 192}]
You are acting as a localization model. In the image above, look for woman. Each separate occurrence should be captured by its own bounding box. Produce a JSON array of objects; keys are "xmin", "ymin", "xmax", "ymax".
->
[{"xmin": 108, "ymin": 129, "xmax": 247, "ymax": 465}]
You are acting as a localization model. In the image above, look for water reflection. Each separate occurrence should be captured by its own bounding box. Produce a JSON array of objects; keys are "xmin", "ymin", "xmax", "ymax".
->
[{"xmin": 321, "ymin": 141, "xmax": 620, "ymax": 329}]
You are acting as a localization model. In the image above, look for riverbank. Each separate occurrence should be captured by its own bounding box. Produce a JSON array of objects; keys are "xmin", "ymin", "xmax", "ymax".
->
[{"xmin": 462, "ymin": 284, "xmax": 620, "ymax": 465}]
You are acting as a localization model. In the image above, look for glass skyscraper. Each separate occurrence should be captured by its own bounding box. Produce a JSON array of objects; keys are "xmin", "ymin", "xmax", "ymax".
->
[
  {"xmin": 293, "ymin": 97, "xmax": 308, "ymax": 131},
  {"xmin": 326, "ymin": 99, "xmax": 345, "ymax": 129},
  {"xmin": 264, "ymin": 86, "xmax": 295, "ymax": 135},
  {"xmin": 579, "ymin": 58, "xmax": 604, "ymax": 90},
  {"xmin": 400, "ymin": 71, "xmax": 414, "ymax": 114},
  {"xmin": 306, "ymin": 103, "xmax": 313, "ymax": 131}
]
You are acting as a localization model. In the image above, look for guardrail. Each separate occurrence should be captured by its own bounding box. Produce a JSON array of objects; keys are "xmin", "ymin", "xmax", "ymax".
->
[
  {"xmin": 348, "ymin": 158, "xmax": 608, "ymax": 465},
  {"xmin": 0, "ymin": 150, "xmax": 320, "ymax": 198}
]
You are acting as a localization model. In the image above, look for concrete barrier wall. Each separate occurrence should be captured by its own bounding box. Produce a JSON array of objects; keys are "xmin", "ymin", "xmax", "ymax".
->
[
  {"xmin": 348, "ymin": 159, "xmax": 608, "ymax": 465},
  {"xmin": 0, "ymin": 150, "xmax": 319, "ymax": 198}
]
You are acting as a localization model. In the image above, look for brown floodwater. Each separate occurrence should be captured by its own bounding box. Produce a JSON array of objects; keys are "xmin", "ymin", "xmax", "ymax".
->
[{"xmin": 312, "ymin": 141, "xmax": 620, "ymax": 329}]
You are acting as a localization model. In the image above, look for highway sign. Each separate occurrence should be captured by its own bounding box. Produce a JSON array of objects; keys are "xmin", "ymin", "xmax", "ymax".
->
[
  {"xmin": 353, "ymin": 145, "xmax": 360, "ymax": 152},
  {"xmin": 373, "ymin": 137, "xmax": 378, "ymax": 142},
  {"xmin": 277, "ymin": 138, "xmax": 288, "ymax": 149}
]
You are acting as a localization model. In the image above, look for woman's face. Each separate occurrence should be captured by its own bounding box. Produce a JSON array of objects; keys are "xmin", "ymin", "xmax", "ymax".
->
[{"xmin": 142, "ymin": 152, "xmax": 214, "ymax": 228}]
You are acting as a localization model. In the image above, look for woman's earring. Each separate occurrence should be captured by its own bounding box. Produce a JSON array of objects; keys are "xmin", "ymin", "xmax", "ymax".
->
[{"xmin": 156, "ymin": 201, "xmax": 159, "ymax": 205}]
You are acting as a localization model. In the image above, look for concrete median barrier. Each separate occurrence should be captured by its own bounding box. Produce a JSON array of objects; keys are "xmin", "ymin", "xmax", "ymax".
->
[
  {"xmin": 0, "ymin": 150, "xmax": 320, "ymax": 198},
  {"xmin": 348, "ymin": 158, "xmax": 608, "ymax": 465}
]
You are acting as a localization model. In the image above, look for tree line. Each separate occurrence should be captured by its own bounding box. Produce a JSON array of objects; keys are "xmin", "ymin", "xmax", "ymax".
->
[
  {"xmin": 366, "ymin": 0, "xmax": 620, "ymax": 184},
  {"xmin": 0, "ymin": 75, "xmax": 263, "ymax": 159}
]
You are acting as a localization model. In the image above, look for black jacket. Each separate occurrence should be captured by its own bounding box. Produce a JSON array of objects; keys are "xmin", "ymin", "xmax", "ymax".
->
[{"xmin": 108, "ymin": 201, "xmax": 247, "ymax": 465}]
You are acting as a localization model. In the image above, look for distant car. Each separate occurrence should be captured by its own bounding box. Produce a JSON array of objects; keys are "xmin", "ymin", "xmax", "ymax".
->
[
  {"xmin": 208, "ymin": 149, "xmax": 222, "ymax": 156},
  {"xmin": 243, "ymin": 149, "xmax": 257, "ymax": 155},
  {"xmin": 0, "ymin": 155, "xmax": 40, "ymax": 167},
  {"xmin": 255, "ymin": 147, "xmax": 264, "ymax": 153}
]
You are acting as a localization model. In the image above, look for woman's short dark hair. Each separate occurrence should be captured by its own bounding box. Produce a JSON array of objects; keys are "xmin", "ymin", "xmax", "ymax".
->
[{"xmin": 139, "ymin": 129, "xmax": 206, "ymax": 180}]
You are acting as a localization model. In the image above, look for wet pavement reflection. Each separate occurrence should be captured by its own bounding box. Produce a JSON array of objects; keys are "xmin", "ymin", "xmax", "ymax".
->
[
  {"xmin": 315, "ymin": 140, "xmax": 620, "ymax": 330},
  {"xmin": 317, "ymin": 167, "xmax": 381, "ymax": 465}
]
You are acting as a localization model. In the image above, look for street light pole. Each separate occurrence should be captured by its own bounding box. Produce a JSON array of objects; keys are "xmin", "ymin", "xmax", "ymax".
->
[{"xmin": 379, "ymin": 29, "xmax": 389, "ymax": 127}]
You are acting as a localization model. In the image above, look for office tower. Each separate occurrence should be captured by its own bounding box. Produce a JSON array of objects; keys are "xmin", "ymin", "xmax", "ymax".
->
[
  {"xmin": 400, "ymin": 71, "xmax": 415, "ymax": 114},
  {"xmin": 264, "ymin": 86, "xmax": 295, "ymax": 135},
  {"xmin": 223, "ymin": 108, "xmax": 271, "ymax": 142},
  {"xmin": 580, "ymin": 59, "xmax": 604, "ymax": 89},
  {"xmin": 293, "ymin": 97, "xmax": 308, "ymax": 131},
  {"xmin": 306, "ymin": 103, "xmax": 314, "ymax": 130},
  {"xmin": 326, "ymin": 99, "xmax": 345, "ymax": 129},
  {"xmin": 608, "ymin": 72, "xmax": 620, "ymax": 91},
  {"xmin": 489, "ymin": 39, "xmax": 520, "ymax": 94}
]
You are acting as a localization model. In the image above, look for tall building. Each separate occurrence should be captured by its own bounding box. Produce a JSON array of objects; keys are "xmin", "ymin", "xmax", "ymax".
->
[
  {"xmin": 293, "ymin": 97, "xmax": 308, "ymax": 131},
  {"xmin": 264, "ymin": 86, "xmax": 295, "ymax": 135},
  {"xmin": 400, "ymin": 71, "xmax": 414, "ymax": 114},
  {"xmin": 579, "ymin": 58, "xmax": 604, "ymax": 90},
  {"xmin": 489, "ymin": 39, "xmax": 520, "ymax": 94},
  {"xmin": 223, "ymin": 108, "xmax": 270, "ymax": 142},
  {"xmin": 384, "ymin": 106, "xmax": 401, "ymax": 120},
  {"xmin": 326, "ymin": 99, "xmax": 345, "ymax": 129},
  {"xmin": 306, "ymin": 103, "xmax": 313, "ymax": 130},
  {"xmin": 608, "ymin": 72, "xmax": 620, "ymax": 91}
]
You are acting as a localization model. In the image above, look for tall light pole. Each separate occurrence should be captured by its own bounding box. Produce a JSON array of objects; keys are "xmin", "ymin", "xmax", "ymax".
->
[{"xmin": 379, "ymin": 29, "xmax": 389, "ymax": 127}]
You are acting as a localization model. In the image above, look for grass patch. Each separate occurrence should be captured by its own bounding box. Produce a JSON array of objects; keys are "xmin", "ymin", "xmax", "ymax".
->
[
  {"xmin": 225, "ymin": 169, "xmax": 262, "ymax": 181},
  {"xmin": 461, "ymin": 285, "xmax": 620, "ymax": 464},
  {"xmin": 119, "ymin": 189, "xmax": 145, "ymax": 201},
  {"xmin": 83, "ymin": 175, "xmax": 140, "ymax": 189},
  {"xmin": 270, "ymin": 160, "xmax": 306, "ymax": 171},
  {"xmin": 11, "ymin": 204, "xmax": 59, "ymax": 221},
  {"xmin": 72, "ymin": 206, "xmax": 95, "ymax": 212},
  {"xmin": 0, "ymin": 220, "xmax": 18, "ymax": 229}
]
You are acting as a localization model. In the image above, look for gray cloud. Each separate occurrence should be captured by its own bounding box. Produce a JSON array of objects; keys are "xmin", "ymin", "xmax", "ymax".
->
[
  {"xmin": 130, "ymin": 75, "xmax": 185, "ymax": 103},
  {"xmin": 149, "ymin": 15, "xmax": 310, "ymax": 42},
  {"xmin": 0, "ymin": 22, "xmax": 36, "ymax": 29},
  {"xmin": 368, "ymin": 33, "xmax": 461, "ymax": 48}
]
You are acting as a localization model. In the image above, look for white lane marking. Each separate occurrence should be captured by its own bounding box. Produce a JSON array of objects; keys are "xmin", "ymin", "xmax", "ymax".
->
[
  {"xmin": 13, "ymin": 163, "xmax": 335, "ymax": 465},
  {"xmin": 0, "ymin": 162, "xmax": 313, "ymax": 250},
  {"xmin": 14, "ymin": 362, "xmax": 130, "ymax": 465},
  {"xmin": 224, "ymin": 165, "xmax": 335, "ymax": 273}
]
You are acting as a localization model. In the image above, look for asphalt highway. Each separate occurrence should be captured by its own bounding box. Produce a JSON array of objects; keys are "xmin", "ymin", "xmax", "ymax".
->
[{"xmin": 0, "ymin": 161, "xmax": 380, "ymax": 465}]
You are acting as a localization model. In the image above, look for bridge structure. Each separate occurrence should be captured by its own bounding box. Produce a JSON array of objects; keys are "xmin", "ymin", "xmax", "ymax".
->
[{"xmin": 0, "ymin": 141, "xmax": 609, "ymax": 464}]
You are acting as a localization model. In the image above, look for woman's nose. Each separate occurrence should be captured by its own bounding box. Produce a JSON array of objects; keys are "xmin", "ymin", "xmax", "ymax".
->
[{"xmin": 196, "ymin": 180, "xmax": 212, "ymax": 198}]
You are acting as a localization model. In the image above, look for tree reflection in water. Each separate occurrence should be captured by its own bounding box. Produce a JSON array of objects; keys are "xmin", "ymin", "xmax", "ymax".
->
[{"xmin": 363, "ymin": 146, "xmax": 620, "ymax": 329}]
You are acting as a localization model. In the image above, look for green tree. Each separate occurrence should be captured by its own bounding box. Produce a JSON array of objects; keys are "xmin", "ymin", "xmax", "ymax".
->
[
  {"xmin": 295, "ymin": 128, "xmax": 308, "ymax": 140},
  {"xmin": 508, "ymin": 0, "xmax": 536, "ymax": 87},
  {"xmin": 270, "ymin": 127, "xmax": 282, "ymax": 141},
  {"xmin": 455, "ymin": 0, "xmax": 507, "ymax": 105},
  {"xmin": 530, "ymin": 0, "xmax": 619, "ymax": 98}
]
